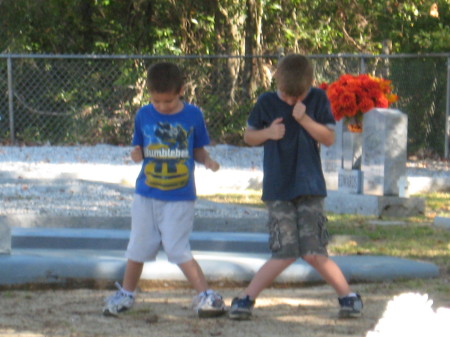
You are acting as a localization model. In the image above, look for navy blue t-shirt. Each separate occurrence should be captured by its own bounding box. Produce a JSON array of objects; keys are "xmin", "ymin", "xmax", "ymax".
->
[{"xmin": 247, "ymin": 87, "xmax": 335, "ymax": 201}]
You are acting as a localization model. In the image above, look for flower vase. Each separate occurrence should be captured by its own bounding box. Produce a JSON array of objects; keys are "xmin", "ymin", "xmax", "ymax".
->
[
  {"xmin": 339, "ymin": 127, "xmax": 363, "ymax": 194},
  {"xmin": 342, "ymin": 128, "xmax": 362, "ymax": 170},
  {"xmin": 345, "ymin": 116, "xmax": 363, "ymax": 133}
]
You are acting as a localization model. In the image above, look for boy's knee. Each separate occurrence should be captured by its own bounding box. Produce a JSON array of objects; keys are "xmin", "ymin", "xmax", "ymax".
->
[
  {"xmin": 302, "ymin": 254, "xmax": 326, "ymax": 266},
  {"xmin": 273, "ymin": 257, "xmax": 297, "ymax": 266},
  {"xmin": 284, "ymin": 257, "xmax": 297, "ymax": 264}
]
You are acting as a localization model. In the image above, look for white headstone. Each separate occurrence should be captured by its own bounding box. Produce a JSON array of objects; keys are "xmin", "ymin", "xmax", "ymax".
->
[
  {"xmin": 321, "ymin": 121, "xmax": 344, "ymax": 190},
  {"xmin": 361, "ymin": 108, "xmax": 408, "ymax": 196},
  {"xmin": 338, "ymin": 169, "xmax": 363, "ymax": 194},
  {"xmin": 0, "ymin": 223, "xmax": 11, "ymax": 255}
]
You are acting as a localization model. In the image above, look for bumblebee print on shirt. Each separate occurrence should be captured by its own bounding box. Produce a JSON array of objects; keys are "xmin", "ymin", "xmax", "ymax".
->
[
  {"xmin": 132, "ymin": 103, "xmax": 210, "ymax": 200},
  {"xmin": 143, "ymin": 122, "xmax": 193, "ymax": 191}
]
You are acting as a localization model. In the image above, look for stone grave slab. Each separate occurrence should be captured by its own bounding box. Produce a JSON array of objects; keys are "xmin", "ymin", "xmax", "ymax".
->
[
  {"xmin": 0, "ymin": 223, "xmax": 11, "ymax": 255},
  {"xmin": 325, "ymin": 191, "xmax": 425, "ymax": 217},
  {"xmin": 321, "ymin": 121, "xmax": 344, "ymax": 190},
  {"xmin": 362, "ymin": 108, "xmax": 408, "ymax": 196},
  {"xmin": 338, "ymin": 169, "xmax": 363, "ymax": 194},
  {"xmin": 433, "ymin": 217, "xmax": 450, "ymax": 230}
]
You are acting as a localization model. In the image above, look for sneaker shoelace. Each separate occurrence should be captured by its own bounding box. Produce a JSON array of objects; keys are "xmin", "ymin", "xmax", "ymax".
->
[
  {"xmin": 339, "ymin": 294, "xmax": 362, "ymax": 309},
  {"xmin": 194, "ymin": 290, "xmax": 223, "ymax": 309},
  {"xmin": 107, "ymin": 282, "xmax": 133, "ymax": 304},
  {"xmin": 233, "ymin": 296, "xmax": 254, "ymax": 308}
]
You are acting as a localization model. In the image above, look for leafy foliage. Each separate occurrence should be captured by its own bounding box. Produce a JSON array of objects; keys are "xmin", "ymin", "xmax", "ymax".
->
[
  {"xmin": 2, "ymin": 0, "xmax": 448, "ymax": 55},
  {"xmin": 1, "ymin": 1, "xmax": 449, "ymax": 150}
]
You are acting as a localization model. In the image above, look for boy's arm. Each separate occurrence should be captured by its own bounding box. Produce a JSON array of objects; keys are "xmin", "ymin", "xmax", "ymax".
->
[
  {"xmin": 131, "ymin": 145, "xmax": 143, "ymax": 163},
  {"xmin": 243, "ymin": 117, "xmax": 285, "ymax": 146},
  {"xmin": 194, "ymin": 147, "xmax": 220, "ymax": 172},
  {"xmin": 293, "ymin": 101, "xmax": 335, "ymax": 147}
]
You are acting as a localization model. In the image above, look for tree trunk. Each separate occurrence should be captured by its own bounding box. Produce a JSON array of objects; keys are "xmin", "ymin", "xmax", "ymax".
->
[{"xmin": 241, "ymin": 0, "xmax": 273, "ymax": 102}]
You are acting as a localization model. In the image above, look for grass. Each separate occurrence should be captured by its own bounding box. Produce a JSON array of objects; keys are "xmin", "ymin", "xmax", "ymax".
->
[
  {"xmin": 199, "ymin": 191, "xmax": 450, "ymax": 272},
  {"xmin": 200, "ymin": 191, "xmax": 265, "ymax": 209},
  {"xmin": 200, "ymin": 191, "xmax": 450, "ymax": 304},
  {"xmin": 415, "ymin": 192, "xmax": 450, "ymax": 217}
]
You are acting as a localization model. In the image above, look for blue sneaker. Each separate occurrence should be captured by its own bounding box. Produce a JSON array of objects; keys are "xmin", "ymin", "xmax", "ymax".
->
[
  {"xmin": 228, "ymin": 296, "xmax": 255, "ymax": 320},
  {"xmin": 338, "ymin": 293, "xmax": 363, "ymax": 318}
]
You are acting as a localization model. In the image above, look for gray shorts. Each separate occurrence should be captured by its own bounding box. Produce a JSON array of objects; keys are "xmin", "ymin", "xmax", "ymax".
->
[
  {"xmin": 265, "ymin": 196, "xmax": 329, "ymax": 259},
  {"xmin": 125, "ymin": 194, "xmax": 194, "ymax": 264}
]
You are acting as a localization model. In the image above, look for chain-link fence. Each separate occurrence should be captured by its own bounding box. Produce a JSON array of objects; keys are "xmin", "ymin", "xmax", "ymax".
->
[{"xmin": 1, "ymin": 53, "xmax": 449, "ymax": 158}]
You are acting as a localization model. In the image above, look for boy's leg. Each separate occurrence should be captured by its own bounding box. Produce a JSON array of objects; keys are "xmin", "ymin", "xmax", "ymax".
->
[
  {"xmin": 159, "ymin": 200, "xmax": 206, "ymax": 291},
  {"xmin": 295, "ymin": 195, "xmax": 347, "ymax": 295},
  {"xmin": 178, "ymin": 258, "xmax": 208, "ymax": 293},
  {"xmin": 296, "ymin": 197, "xmax": 362, "ymax": 317},
  {"xmin": 247, "ymin": 199, "xmax": 300, "ymax": 298},
  {"xmin": 123, "ymin": 259, "xmax": 144, "ymax": 292},
  {"xmin": 103, "ymin": 195, "xmax": 160, "ymax": 316},
  {"xmin": 228, "ymin": 257, "xmax": 295, "ymax": 320},
  {"xmin": 303, "ymin": 254, "xmax": 350, "ymax": 295},
  {"xmin": 161, "ymin": 201, "xmax": 207, "ymax": 292},
  {"xmin": 159, "ymin": 201, "xmax": 225, "ymax": 317},
  {"xmin": 179, "ymin": 258, "xmax": 226, "ymax": 317},
  {"xmin": 244, "ymin": 258, "xmax": 296, "ymax": 299},
  {"xmin": 230, "ymin": 200, "xmax": 299, "ymax": 320},
  {"xmin": 303, "ymin": 254, "xmax": 363, "ymax": 317}
]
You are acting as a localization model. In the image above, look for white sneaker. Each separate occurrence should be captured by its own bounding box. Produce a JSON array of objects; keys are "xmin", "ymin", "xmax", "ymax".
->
[
  {"xmin": 103, "ymin": 282, "xmax": 135, "ymax": 316},
  {"xmin": 192, "ymin": 290, "xmax": 226, "ymax": 318}
]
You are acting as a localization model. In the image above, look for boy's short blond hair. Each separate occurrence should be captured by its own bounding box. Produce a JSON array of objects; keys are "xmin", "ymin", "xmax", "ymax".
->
[{"xmin": 275, "ymin": 54, "xmax": 313, "ymax": 97}]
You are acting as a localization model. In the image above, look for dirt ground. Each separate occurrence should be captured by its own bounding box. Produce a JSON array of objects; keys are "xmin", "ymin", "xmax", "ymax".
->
[{"xmin": 0, "ymin": 280, "xmax": 448, "ymax": 337}]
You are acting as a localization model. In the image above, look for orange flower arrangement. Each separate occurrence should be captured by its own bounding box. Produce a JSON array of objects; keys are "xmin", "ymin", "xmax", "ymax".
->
[{"xmin": 319, "ymin": 74, "xmax": 398, "ymax": 132}]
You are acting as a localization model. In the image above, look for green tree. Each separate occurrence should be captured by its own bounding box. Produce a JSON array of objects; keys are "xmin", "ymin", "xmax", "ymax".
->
[
  {"xmin": 1, "ymin": 0, "xmax": 449, "ymax": 149},
  {"xmin": 2, "ymin": 0, "xmax": 449, "ymax": 55}
]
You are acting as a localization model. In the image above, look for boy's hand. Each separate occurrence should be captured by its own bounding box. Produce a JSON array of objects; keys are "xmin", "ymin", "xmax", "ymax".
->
[
  {"xmin": 131, "ymin": 146, "xmax": 143, "ymax": 163},
  {"xmin": 292, "ymin": 101, "xmax": 307, "ymax": 123},
  {"xmin": 204, "ymin": 157, "xmax": 220, "ymax": 172},
  {"xmin": 268, "ymin": 117, "xmax": 285, "ymax": 140}
]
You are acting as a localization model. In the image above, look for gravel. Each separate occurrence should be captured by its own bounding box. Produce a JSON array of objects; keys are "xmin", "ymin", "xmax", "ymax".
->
[
  {"xmin": 1, "ymin": 144, "xmax": 449, "ymax": 218},
  {"xmin": 0, "ymin": 145, "xmax": 265, "ymax": 218}
]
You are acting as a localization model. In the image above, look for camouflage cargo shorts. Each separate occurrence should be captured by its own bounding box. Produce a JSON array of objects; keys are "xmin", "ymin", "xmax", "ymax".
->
[{"xmin": 265, "ymin": 196, "xmax": 329, "ymax": 259}]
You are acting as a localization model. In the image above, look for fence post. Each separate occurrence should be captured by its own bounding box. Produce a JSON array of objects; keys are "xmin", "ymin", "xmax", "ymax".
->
[
  {"xmin": 446, "ymin": 56, "xmax": 450, "ymax": 158},
  {"xmin": 360, "ymin": 55, "xmax": 366, "ymax": 74},
  {"xmin": 7, "ymin": 56, "xmax": 15, "ymax": 144}
]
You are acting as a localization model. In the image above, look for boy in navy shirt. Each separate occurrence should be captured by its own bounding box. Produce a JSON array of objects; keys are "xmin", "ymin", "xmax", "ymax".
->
[{"xmin": 229, "ymin": 54, "xmax": 363, "ymax": 320}]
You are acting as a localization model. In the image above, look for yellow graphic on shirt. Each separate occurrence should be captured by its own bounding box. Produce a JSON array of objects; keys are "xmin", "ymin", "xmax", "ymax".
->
[
  {"xmin": 143, "ymin": 145, "xmax": 189, "ymax": 190},
  {"xmin": 143, "ymin": 122, "xmax": 192, "ymax": 191}
]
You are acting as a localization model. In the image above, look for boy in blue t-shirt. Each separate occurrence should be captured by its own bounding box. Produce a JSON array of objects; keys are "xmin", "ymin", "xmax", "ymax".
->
[
  {"xmin": 228, "ymin": 54, "xmax": 363, "ymax": 320},
  {"xmin": 103, "ymin": 62, "xmax": 225, "ymax": 318}
]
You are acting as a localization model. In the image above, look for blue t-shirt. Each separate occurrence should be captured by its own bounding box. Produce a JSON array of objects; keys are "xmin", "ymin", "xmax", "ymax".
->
[
  {"xmin": 132, "ymin": 103, "xmax": 210, "ymax": 201},
  {"xmin": 247, "ymin": 87, "xmax": 335, "ymax": 201}
]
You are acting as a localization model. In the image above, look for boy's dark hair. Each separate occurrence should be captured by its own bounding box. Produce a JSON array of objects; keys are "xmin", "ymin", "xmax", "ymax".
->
[
  {"xmin": 275, "ymin": 54, "xmax": 313, "ymax": 97},
  {"xmin": 147, "ymin": 62, "xmax": 184, "ymax": 93}
]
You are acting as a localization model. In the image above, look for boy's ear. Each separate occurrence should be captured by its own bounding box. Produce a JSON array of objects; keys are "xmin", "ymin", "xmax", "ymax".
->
[{"xmin": 178, "ymin": 85, "xmax": 185, "ymax": 96}]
